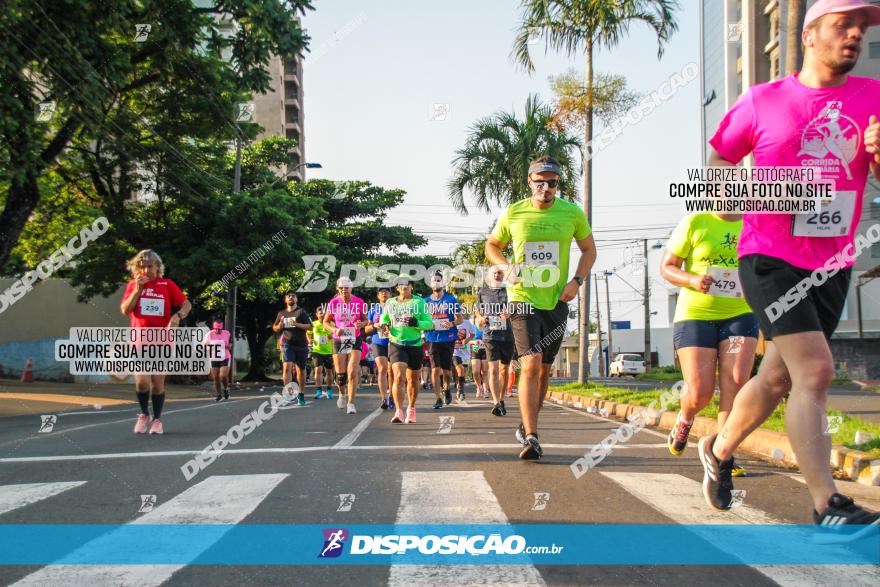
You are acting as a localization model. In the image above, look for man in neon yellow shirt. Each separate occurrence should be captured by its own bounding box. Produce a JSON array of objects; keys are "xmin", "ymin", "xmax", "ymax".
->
[
  {"xmin": 660, "ymin": 213, "xmax": 757, "ymax": 476},
  {"xmin": 307, "ymin": 306, "xmax": 335, "ymax": 400},
  {"xmin": 485, "ymin": 156, "xmax": 596, "ymax": 460}
]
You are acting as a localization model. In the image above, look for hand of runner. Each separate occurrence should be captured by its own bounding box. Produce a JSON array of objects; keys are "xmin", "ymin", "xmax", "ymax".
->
[
  {"xmin": 379, "ymin": 323, "xmax": 390, "ymax": 336},
  {"xmin": 689, "ymin": 274, "xmax": 715, "ymax": 293},
  {"xmin": 478, "ymin": 316, "xmax": 489, "ymax": 328},
  {"xmin": 135, "ymin": 275, "xmax": 149, "ymax": 290},
  {"xmin": 167, "ymin": 313, "xmax": 180, "ymax": 329},
  {"xmin": 559, "ymin": 279, "xmax": 579, "ymax": 302},
  {"xmin": 503, "ymin": 264, "xmax": 521, "ymax": 285},
  {"xmin": 865, "ymin": 115, "xmax": 880, "ymax": 164}
]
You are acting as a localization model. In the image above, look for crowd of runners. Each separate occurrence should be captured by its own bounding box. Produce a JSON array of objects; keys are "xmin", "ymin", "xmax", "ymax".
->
[{"xmin": 115, "ymin": 0, "xmax": 879, "ymax": 538}]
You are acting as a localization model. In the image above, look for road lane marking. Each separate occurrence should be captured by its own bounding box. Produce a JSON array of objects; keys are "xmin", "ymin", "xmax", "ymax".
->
[
  {"xmin": 0, "ymin": 443, "xmax": 668, "ymax": 464},
  {"xmin": 547, "ymin": 402, "xmax": 667, "ymax": 439},
  {"xmin": 601, "ymin": 472, "xmax": 879, "ymax": 586},
  {"xmin": 333, "ymin": 408, "xmax": 384, "ymax": 448},
  {"xmin": 389, "ymin": 471, "xmax": 545, "ymax": 586},
  {"xmin": 13, "ymin": 474, "xmax": 287, "ymax": 586},
  {"xmin": 0, "ymin": 482, "xmax": 86, "ymax": 515}
]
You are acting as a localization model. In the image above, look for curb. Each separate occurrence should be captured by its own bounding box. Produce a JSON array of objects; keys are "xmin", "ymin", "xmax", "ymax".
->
[{"xmin": 548, "ymin": 391, "xmax": 879, "ymax": 486}]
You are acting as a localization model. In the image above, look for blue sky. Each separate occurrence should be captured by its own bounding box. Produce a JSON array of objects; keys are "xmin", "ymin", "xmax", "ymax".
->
[{"xmin": 301, "ymin": 1, "xmax": 702, "ymax": 328}]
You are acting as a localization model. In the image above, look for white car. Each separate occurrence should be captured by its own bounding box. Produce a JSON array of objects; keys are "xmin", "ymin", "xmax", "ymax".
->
[{"xmin": 609, "ymin": 354, "xmax": 646, "ymax": 377}]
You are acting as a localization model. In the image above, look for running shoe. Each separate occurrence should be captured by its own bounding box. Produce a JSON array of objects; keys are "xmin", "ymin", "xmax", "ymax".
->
[
  {"xmin": 519, "ymin": 433, "xmax": 543, "ymax": 460},
  {"xmin": 405, "ymin": 407, "xmax": 417, "ymax": 423},
  {"xmin": 432, "ymin": 398, "xmax": 443, "ymax": 410},
  {"xmin": 515, "ymin": 423, "xmax": 527, "ymax": 446},
  {"xmin": 444, "ymin": 388, "xmax": 452, "ymax": 405},
  {"xmin": 388, "ymin": 395, "xmax": 395, "ymax": 411},
  {"xmin": 457, "ymin": 391, "xmax": 465, "ymax": 401},
  {"xmin": 698, "ymin": 434, "xmax": 734, "ymax": 510},
  {"xmin": 491, "ymin": 403, "xmax": 503, "ymax": 417},
  {"xmin": 667, "ymin": 415, "xmax": 693, "ymax": 456},
  {"xmin": 337, "ymin": 396, "xmax": 346, "ymax": 409},
  {"xmin": 812, "ymin": 493, "xmax": 880, "ymax": 544},
  {"xmin": 346, "ymin": 402, "xmax": 357, "ymax": 414},
  {"xmin": 483, "ymin": 390, "xmax": 491, "ymax": 399},
  {"xmin": 391, "ymin": 409, "xmax": 404, "ymax": 424},
  {"xmin": 134, "ymin": 414, "xmax": 150, "ymax": 434},
  {"xmin": 499, "ymin": 400, "xmax": 506, "ymax": 416},
  {"xmin": 380, "ymin": 397, "xmax": 388, "ymax": 410},
  {"xmin": 214, "ymin": 393, "xmax": 222, "ymax": 402},
  {"xmin": 297, "ymin": 392, "xmax": 306, "ymax": 406},
  {"xmin": 314, "ymin": 389, "xmax": 323, "ymax": 400},
  {"xmin": 731, "ymin": 460, "xmax": 746, "ymax": 477},
  {"xmin": 223, "ymin": 389, "xmax": 229, "ymax": 401},
  {"xmin": 148, "ymin": 419, "xmax": 163, "ymax": 435},
  {"xmin": 325, "ymin": 389, "xmax": 333, "ymax": 399}
]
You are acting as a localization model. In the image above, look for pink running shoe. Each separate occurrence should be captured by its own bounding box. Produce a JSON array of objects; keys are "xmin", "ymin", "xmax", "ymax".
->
[
  {"xmin": 134, "ymin": 414, "xmax": 150, "ymax": 434},
  {"xmin": 405, "ymin": 407, "xmax": 417, "ymax": 424},
  {"xmin": 148, "ymin": 418, "xmax": 164, "ymax": 435},
  {"xmin": 391, "ymin": 409, "xmax": 404, "ymax": 424}
]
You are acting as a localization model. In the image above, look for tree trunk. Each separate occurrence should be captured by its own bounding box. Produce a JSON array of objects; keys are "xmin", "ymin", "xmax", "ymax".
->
[
  {"xmin": 577, "ymin": 38, "xmax": 594, "ymax": 385},
  {"xmin": 0, "ymin": 175, "xmax": 40, "ymax": 269},
  {"xmin": 785, "ymin": 0, "xmax": 805, "ymax": 75}
]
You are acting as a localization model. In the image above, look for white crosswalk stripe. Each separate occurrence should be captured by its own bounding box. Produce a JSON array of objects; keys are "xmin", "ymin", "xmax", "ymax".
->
[
  {"xmin": 601, "ymin": 471, "xmax": 880, "ymax": 587},
  {"xmin": 388, "ymin": 471, "xmax": 546, "ymax": 586},
  {"xmin": 12, "ymin": 474, "xmax": 287, "ymax": 586},
  {"xmin": 0, "ymin": 482, "xmax": 86, "ymax": 516}
]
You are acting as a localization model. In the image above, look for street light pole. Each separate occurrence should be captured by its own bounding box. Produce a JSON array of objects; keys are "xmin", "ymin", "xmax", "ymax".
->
[
  {"xmin": 643, "ymin": 239, "xmax": 652, "ymax": 371},
  {"xmin": 604, "ymin": 271, "xmax": 613, "ymax": 361},
  {"xmin": 225, "ymin": 122, "xmax": 243, "ymax": 384},
  {"xmin": 594, "ymin": 273, "xmax": 604, "ymax": 377}
]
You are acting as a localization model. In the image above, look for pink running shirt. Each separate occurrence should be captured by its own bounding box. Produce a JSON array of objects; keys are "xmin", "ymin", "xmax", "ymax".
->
[
  {"xmin": 325, "ymin": 295, "xmax": 368, "ymax": 339},
  {"xmin": 710, "ymin": 74, "xmax": 880, "ymax": 271},
  {"xmin": 206, "ymin": 329, "xmax": 231, "ymax": 360}
]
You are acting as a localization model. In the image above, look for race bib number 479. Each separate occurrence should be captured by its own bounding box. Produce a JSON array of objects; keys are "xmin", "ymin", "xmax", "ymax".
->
[{"xmin": 706, "ymin": 267, "xmax": 743, "ymax": 299}]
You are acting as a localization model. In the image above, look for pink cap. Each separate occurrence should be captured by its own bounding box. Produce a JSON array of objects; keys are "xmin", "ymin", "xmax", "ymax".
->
[
  {"xmin": 804, "ymin": 0, "xmax": 880, "ymax": 30},
  {"xmin": 212, "ymin": 321, "xmax": 224, "ymax": 330}
]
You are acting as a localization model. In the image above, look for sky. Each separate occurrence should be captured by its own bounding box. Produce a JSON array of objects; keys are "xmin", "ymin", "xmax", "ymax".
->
[{"xmin": 300, "ymin": 0, "xmax": 702, "ymax": 329}]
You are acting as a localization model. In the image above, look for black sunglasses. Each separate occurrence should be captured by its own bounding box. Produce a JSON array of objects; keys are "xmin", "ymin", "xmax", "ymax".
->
[{"xmin": 532, "ymin": 179, "xmax": 559, "ymax": 189}]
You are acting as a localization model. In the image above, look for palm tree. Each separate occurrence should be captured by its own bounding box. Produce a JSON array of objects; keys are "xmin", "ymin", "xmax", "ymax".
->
[
  {"xmin": 512, "ymin": 0, "xmax": 679, "ymax": 383},
  {"xmin": 448, "ymin": 94, "xmax": 582, "ymax": 214}
]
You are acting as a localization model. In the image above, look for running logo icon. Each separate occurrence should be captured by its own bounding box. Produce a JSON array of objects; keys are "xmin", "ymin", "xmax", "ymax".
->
[
  {"xmin": 38, "ymin": 415, "xmax": 57, "ymax": 433},
  {"xmin": 299, "ymin": 255, "xmax": 337, "ymax": 292},
  {"xmin": 531, "ymin": 492, "xmax": 550, "ymax": 511},
  {"xmin": 799, "ymin": 102, "xmax": 859, "ymax": 181},
  {"xmin": 337, "ymin": 494, "xmax": 355, "ymax": 512},
  {"xmin": 139, "ymin": 495, "xmax": 157, "ymax": 513},
  {"xmin": 318, "ymin": 528, "xmax": 348, "ymax": 558}
]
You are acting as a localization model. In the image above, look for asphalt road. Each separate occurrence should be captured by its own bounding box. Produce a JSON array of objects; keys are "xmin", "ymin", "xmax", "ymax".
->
[{"xmin": 0, "ymin": 383, "xmax": 877, "ymax": 586}]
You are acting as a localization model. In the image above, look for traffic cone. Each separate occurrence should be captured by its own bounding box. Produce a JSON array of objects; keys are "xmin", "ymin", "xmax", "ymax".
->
[{"xmin": 20, "ymin": 358, "xmax": 34, "ymax": 383}]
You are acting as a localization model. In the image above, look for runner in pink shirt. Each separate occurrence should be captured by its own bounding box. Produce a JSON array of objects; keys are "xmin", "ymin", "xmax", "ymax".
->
[
  {"xmin": 322, "ymin": 277, "xmax": 369, "ymax": 413},
  {"xmin": 698, "ymin": 0, "xmax": 880, "ymax": 537},
  {"xmin": 205, "ymin": 321, "xmax": 231, "ymax": 401}
]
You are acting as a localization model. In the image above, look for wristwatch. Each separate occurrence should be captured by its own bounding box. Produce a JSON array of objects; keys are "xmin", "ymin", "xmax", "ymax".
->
[{"xmin": 572, "ymin": 276, "xmax": 584, "ymax": 286}]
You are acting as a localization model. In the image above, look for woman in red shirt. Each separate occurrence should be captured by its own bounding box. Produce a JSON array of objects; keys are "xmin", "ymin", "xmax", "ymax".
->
[{"xmin": 119, "ymin": 250, "xmax": 191, "ymax": 435}]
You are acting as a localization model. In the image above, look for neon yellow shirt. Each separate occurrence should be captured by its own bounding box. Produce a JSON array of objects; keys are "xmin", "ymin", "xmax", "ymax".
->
[
  {"xmin": 310, "ymin": 320, "xmax": 333, "ymax": 355},
  {"xmin": 492, "ymin": 197, "xmax": 591, "ymax": 310},
  {"xmin": 666, "ymin": 213, "xmax": 752, "ymax": 322}
]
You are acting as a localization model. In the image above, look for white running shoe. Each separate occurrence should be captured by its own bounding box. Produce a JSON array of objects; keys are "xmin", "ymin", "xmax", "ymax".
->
[
  {"xmin": 346, "ymin": 402, "xmax": 357, "ymax": 414},
  {"xmin": 337, "ymin": 396, "xmax": 346, "ymax": 409}
]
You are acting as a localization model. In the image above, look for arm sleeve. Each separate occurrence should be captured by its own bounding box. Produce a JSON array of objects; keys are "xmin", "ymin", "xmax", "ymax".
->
[
  {"xmin": 665, "ymin": 215, "xmax": 693, "ymax": 260},
  {"xmin": 121, "ymin": 280, "xmax": 135, "ymax": 309},
  {"xmin": 708, "ymin": 90, "xmax": 756, "ymax": 164},
  {"xmin": 491, "ymin": 211, "xmax": 511, "ymax": 245}
]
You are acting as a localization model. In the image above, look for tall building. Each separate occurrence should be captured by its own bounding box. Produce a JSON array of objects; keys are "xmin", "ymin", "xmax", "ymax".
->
[{"xmin": 700, "ymin": 0, "xmax": 880, "ymax": 337}]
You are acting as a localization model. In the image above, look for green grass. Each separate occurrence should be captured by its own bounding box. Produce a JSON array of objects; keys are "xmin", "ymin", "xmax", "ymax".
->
[
  {"xmin": 636, "ymin": 366, "xmax": 683, "ymax": 381},
  {"xmin": 550, "ymin": 382, "xmax": 880, "ymax": 457}
]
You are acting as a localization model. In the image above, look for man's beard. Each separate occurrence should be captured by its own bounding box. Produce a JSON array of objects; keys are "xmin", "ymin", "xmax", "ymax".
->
[{"xmin": 828, "ymin": 59, "xmax": 857, "ymax": 75}]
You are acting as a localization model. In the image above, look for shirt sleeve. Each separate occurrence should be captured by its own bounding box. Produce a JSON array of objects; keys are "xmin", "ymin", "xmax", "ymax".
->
[
  {"xmin": 709, "ymin": 90, "xmax": 756, "ymax": 164},
  {"xmin": 666, "ymin": 215, "xmax": 693, "ymax": 260},
  {"xmin": 416, "ymin": 299, "xmax": 434, "ymax": 330},
  {"xmin": 167, "ymin": 280, "xmax": 187, "ymax": 307},
  {"xmin": 122, "ymin": 280, "xmax": 135, "ymax": 307},
  {"xmin": 573, "ymin": 208, "xmax": 591, "ymax": 241},
  {"xmin": 491, "ymin": 211, "xmax": 511, "ymax": 245}
]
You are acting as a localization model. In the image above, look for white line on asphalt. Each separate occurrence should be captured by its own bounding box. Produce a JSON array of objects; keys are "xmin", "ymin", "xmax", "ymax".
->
[
  {"xmin": 13, "ymin": 474, "xmax": 287, "ymax": 586},
  {"xmin": 548, "ymin": 402, "xmax": 667, "ymax": 439},
  {"xmin": 601, "ymin": 472, "xmax": 879, "ymax": 586},
  {"xmin": 333, "ymin": 408, "xmax": 383, "ymax": 449},
  {"xmin": 0, "ymin": 443, "xmax": 668, "ymax": 464},
  {"xmin": 389, "ymin": 471, "xmax": 546, "ymax": 586},
  {"xmin": 0, "ymin": 481, "xmax": 86, "ymax": 515}
]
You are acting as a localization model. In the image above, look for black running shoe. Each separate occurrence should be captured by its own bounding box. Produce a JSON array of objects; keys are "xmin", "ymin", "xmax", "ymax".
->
[
  {"xmin": 444, "ymin": 388, "xmax": 452, "ymax": 405},
  {"xmin": 812, "ymin": 493, "xmax": 880, "ymax": 544},
  {"xmin": 432, "ymin": 398, "xmax": 443, "ymax": 410},
  {"xmin": 491, "ymin": 404, "xmax": 503, "ymax": 417},
  {"xmin": 499, "ymin": 400, "xmax": 506, "ymax": 416},
  {"xmin": 515, "ymin": 423, "xmax": 527, "ymax": 446},
  {"xmin": 223, "ymin": 389, "xmax": 229, "ymax": 401},
  {"xmin": 380, "ymin": 398, "xmax": 388, "ymax": 410},
  {"xmin": 214, "ymin": 393, "xmax": 222, "ymax": 402},
  {"xmin": 519, "ymin": 434, "xmax": 543, "ymax": 460},
  {"xmin": 698, "ymin": 434, "xmax": 734, "ymax": 510}
]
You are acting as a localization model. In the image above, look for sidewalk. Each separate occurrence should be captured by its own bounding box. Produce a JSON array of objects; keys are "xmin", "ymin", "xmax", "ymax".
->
[{"xmin": 0, "ymin": 378, "xmax": 274, "ymax": 418}]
